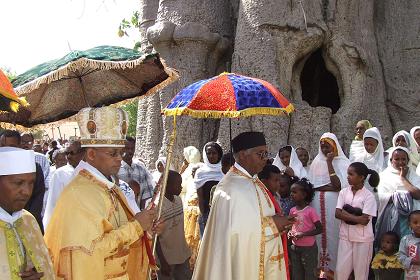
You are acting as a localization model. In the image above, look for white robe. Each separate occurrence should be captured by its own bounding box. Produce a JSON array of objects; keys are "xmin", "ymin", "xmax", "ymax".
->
[
  {"xmin": 43, "ymin": 163, "xmax": 75, "ymax": 229},
  {"xmin": 308, "ymin": 132, "xmax": 350, "ymax": 272},
  {"xmin": 192, "ymin": 163, "xmax": 288, "ymax": 280}
]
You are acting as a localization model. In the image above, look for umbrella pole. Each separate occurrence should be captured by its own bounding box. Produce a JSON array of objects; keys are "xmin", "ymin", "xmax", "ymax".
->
[
  {"xmin": 229, "ymin": 118, "xmax": 233, "ymax": 158},
  {"xmin": 148, "ymin": 116, "xmax": 177, "ymax": 280}
]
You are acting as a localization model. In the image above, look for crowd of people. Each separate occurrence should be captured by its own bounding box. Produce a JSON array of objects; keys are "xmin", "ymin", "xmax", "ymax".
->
[{"xmin": 0, "ymin": 107, "xmax": 419, "ymax": 280}]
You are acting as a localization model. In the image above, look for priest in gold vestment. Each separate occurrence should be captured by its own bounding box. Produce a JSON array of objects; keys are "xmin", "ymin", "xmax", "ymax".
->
[
  {"xmin": 0, "ymin": 147, "xmax": 55, "ymax": 280},
  {"xmin": 44, "ymin": 107, "xmax": 157, "ymax": 280},
  {"xmin": 192, "ymin": 132, "xmax": 294, "ymax": 280}
]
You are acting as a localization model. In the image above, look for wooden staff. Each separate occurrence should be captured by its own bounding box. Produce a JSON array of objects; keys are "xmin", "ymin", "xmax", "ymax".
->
[{"xmin": 148, "ymin": 116, "xmax": 177, "ymax": 279}]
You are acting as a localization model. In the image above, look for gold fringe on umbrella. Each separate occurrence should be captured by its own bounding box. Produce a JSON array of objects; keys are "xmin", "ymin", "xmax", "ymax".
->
[
  {"xmin": 15, "ymin": 54, "xmax": 179, "ymax": 96},
  {"xmin": 163, "ymin": 103, "xmax": 295, "ymax": 118}
]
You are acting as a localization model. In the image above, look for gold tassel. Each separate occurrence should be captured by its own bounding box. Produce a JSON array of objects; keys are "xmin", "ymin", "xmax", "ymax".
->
[{"xmin": 163, "ymin": 103, "xmax": 295, "ymax": 118}]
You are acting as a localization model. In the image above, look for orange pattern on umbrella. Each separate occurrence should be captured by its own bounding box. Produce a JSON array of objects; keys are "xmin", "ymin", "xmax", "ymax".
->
[{"xmin": 0, "ymin": 70, "xmax": 28, "ymax": 112}]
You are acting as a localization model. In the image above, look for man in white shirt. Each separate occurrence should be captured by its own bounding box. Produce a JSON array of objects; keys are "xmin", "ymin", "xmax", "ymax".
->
[{"xmin": 42, "ymin": 140, "xmax": 84, "ymax": 228}]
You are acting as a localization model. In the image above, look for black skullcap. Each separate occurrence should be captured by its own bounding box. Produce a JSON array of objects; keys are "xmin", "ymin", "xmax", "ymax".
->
[{"xmin": 231, "ymin": 132, "xmax": 266, "ymax": 153}]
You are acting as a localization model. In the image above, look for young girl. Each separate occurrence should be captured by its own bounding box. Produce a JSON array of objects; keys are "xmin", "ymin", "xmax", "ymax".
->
[
  {"xmin": 335, "ymin": 162, "xmax": 379, "ymax": 280},
  {"xmin": 278, "ymin": 173, "xmax": 296, "ymax": 216},
  {"xmin": 371, "ymin": 231, "xmax": 404, "ymax": 280},
  {"xmin": 399, "ymin": 210, "xmax": 420, "ymax": 279},
  {"xmin": 288, "ymin": 178, "xmax": 322, "ymax": 280}
]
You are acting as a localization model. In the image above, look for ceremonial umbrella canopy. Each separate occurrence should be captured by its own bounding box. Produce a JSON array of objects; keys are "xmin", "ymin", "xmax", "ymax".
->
[
  {"xmin": 0, "ymin": 69, "xmax": 28, "ymax": 113},
  {"xmin": 163, "ymin": 72, "xmax": 293, "ymax": 118},
  {"xmin": 1, "ymin": 45, "xmax": 177, "ymax": 127}
]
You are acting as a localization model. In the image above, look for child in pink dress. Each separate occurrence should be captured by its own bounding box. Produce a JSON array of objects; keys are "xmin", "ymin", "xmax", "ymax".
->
[
  {"xmin": 335, "ymin": 162, "xmax": 379, "ymax": 280},
  {"xmin": 288, "ymin": 178, "xmax": 322, "ymax": 280}
]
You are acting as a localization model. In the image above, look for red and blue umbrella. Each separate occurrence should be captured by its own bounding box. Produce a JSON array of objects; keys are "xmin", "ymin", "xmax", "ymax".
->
[{"xmin": 163, "ymin": 72, "xmax": 294, "ymax": 118}]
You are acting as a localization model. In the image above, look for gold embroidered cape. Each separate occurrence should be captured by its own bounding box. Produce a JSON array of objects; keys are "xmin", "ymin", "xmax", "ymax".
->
[{"xmin": 44, "ymin": 170, "xmax": 149, "ymax": 280}]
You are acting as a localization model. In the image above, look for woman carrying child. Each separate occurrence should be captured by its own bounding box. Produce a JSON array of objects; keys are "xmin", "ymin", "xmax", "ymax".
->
[
  {"xmin": 335, "ymin": 162, "xmax": 379, "ymax": 280},
  {"xmin": 288, "ymin": 178, "xmax": 322, "ymax": 280}
]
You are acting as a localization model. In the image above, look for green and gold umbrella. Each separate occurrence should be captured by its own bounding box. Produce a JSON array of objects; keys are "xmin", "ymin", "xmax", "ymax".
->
[{"xmin": 2, "ymin": 45, "xmax": 177, "ymax": 127}]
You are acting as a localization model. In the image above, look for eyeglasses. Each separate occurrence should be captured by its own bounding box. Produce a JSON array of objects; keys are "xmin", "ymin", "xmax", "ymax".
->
[{"xmin": 256, "ymin": 151, "xmax": 269, "ymax": 159}]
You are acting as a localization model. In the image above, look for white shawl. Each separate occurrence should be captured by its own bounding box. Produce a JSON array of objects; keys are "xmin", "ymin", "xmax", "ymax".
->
[
  {"xmin": 392, "ymin": 130, "xmax": 420, "ymax": 167},
  {"xmin": 0, "ymin": 207, "xmax": 22, "ymax": 224},
  {"xmin": 352, "ymin": 127, "xmax": 385, "ymax": 173},
  {"xmin": 377, "ymin": 147, "xmax": 420, "ymax": 217},
  {"xmin": 194, "ymin": 143, "xmax": 224, "ymax": 189},
  {"xmin": 349, "ymin": 140, "xmax": 365, "ymax": 163},
  {"xmin": 308, "ymin": 132, "xmax": 351, "ymax": 188},
  {"xmin": 273, "ymin": 145, "xmax": 307, "ymax": 178}
]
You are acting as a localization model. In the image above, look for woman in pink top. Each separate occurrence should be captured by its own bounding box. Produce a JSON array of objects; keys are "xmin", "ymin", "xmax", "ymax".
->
[
  {"xmin": 288, "ymin": 178, "xmax": 322, "ymax": 280},
  {"xmin": 335, "ymin": 162, "xmax": 379, "ymax": 280}
]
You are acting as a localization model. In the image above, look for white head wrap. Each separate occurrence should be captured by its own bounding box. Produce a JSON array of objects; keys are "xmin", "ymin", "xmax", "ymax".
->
[
  {"xmin": 392, "ymin": 130, "xmax": 419, "ymax": 166},
  {"xmin": 273, "ymin": 145, "xmax": 308, "ymax": 178},
  {"xmin": 0, "ymin": 147, "xmax": 36, "ymax": 175},
  {"xmin": 155, "ymin": 157, "xmax": 167, "ymax": 170},
  {"xmin": 194, "ymin": 142, "xmax": 224, "ymax": 189},
  {"xmin": 410, "ymin": 126, "xmax": 420, "ymax": 149},
  {"xmin": 183, "ymin": 146, "xmax": 201, "ymax": 164},
  {"xmin": 308, "ymin": 132, "xmax": 351, "ymax": 188},
  {"xmin": 352, "ymin": 127, "xmax": 385, "ymax": 172}
]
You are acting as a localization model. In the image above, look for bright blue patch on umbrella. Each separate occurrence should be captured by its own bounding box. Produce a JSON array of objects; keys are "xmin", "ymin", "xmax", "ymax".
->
[
  {"xmin": 228, "ymin": 74, "xmax": 281, "ymax": 110},
  {"xmin": 166, "ymin": 77, "xmax": 213, "ymax": 109}
]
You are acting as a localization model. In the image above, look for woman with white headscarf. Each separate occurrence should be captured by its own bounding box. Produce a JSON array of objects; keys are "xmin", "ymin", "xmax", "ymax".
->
[
  {"xmin": 308, "ymin": 132, "xmax": 351, "ymax": 275},
  {"xmin": 353, "ymin": 127, "xmax": 385, "ymax": 172},
  {"xmin": 180, "ymin": 146, "xmax": 203, "ymax": 268},
  {"xmin": 152, "ymin": 157, "xmax": 172, "ymax": 185},
  {"xmin": 387, "ymin": 130, "xmax": 420, "ymax": 168},
  {"xmin": 181, "ymin": 146, "xmax": 202, "ymax": 202},
  {"xmin": 273, "ymin": 145, "xmax": 307, "ymax": 178},
  {"xmin": 410, "ymin": 126, "xmax": 420, "ymax": 153},
  {"xmin": 375, "ymin": 147, "xmax": 420, "ymax": 246},
  {"xmin": 194, "ymin": 142, "xmax": 224, "ymax": 236},
  {"xmin": 349, "ymin": 120, "xmax": 373, "ymax": 162}
]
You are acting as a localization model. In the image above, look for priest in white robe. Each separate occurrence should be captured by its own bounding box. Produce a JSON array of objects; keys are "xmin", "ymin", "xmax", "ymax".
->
[{"xmin": 192, "ymin": 132, "xmax": 294, "ymax": 280}]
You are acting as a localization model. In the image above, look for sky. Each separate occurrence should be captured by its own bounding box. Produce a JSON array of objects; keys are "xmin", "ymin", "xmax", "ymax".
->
[{"xmin": 0, "ymin": 0, "xmax": 140, "ymax": 74}]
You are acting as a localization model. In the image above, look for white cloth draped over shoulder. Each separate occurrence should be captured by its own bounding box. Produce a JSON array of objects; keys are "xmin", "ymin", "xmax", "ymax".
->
[
  {"xmin": 192, "ymin": 163, "xmax": 287, "ymax": 280},
  {"xmin": 349, "ymin": 140, "xmax": 365, "ymax": 163},
  {"xmin": 352, "ymin": 127, "xmax": 385, "ymax": 173},
  {"xmin": 392, "ymin": 130, "xmax": 420, "ymax": 167},
  {"xmin": 193, "ymin": 143, "xmax": 224, "ymax": 190},
  {"xmin": 273, "ymin": 145, "xmax": 308, "ymax": 178},
  {"xmin": 377, "ymin": 147, "xmax": 420, "ymax": 217},
  {"xmin": 308, "ymin": 132, "xmax": 350, "ymax": 272}
]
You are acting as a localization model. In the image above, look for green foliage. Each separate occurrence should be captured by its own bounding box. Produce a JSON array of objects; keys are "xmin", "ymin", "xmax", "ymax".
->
[
  {"xmin": 118, "ymin": 100, "xmax": 138, "ymax": 137},
  {"xmin": 118, "ymin": 11, "xmax": 141, "ymax": 50}
]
